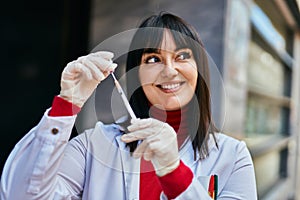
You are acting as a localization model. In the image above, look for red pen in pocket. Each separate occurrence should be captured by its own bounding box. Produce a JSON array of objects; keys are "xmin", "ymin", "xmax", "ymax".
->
[{"xmin": 208, "ymin": 175, "xmax": 218, "ymax": 199}]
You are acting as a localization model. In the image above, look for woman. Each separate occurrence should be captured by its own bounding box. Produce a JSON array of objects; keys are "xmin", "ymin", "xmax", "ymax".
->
[{"xmin": 0, "ymin": 12, "xmax": 257, "ymax": 199}]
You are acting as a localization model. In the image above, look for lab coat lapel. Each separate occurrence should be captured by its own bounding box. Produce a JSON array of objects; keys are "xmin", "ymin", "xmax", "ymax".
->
[{"xmin": 116, "ymin": 136, "xmax": 140, "ymax": 200}]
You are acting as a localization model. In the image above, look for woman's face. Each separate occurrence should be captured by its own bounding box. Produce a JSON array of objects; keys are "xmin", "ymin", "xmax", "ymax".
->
[{"xmin": 139, "ymin": 30, "xmax": 198, "ymax": 111}]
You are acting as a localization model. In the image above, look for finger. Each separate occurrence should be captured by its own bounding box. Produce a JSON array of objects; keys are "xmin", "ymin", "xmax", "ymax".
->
[
  {"xmin": 63, "ymin": 61, "xmax": 78, "ymax": 79},
  {"xmin": 92, "ymin": 51, "xmax": 114, "ymax": 60},
  {"xmin": 66, "ymin": 62, "xmax": 93, "ymax": 80},
  {"xmin": 88, "ymin": 56, "xmax": 117, "ymax": 72},
  {"xmin": 142, "ymin": 136, "xmax": 161, "ymax": 161},
  {"xmin": 82, "ymin": 58, "xmax": 105, "ymax": 81},
  {"xmin": 128, "ymin": 118, "xmax": 155, "ymax": 132},
  {"xmin": 148, "ymin": 135, "xmax": 177, "ymax": 154},
  {"xmin": 143, "ymin": 146, "xmax": 153, "ymax": 161},
  {"xmin": 76, "ymin": 63, "xmax": 94, "ymax": 80},
  {"xmin": 147, "ymin": 140, "xmax": 164, "ymax": 153},
  {"xmin": 143, "ymin": 148, "xmax": 154, "ymax": 161},
  {"xmin": 121, "ymin": 129, "xmax": 154, "ymax": 142},
  {"xmin": 132, "ymin": 140, "xmax": 148, "ymax": 159},
  {"xmin": 100, "ymin": 63, "xmax": 118, "ymax": 75},
  {"xmin": 108, "ymin": 63, "xmax": 118, "ymax": 71},
  {"xmin": 128, "ymin": 119, "xmax": 166, "ymax": 136}
]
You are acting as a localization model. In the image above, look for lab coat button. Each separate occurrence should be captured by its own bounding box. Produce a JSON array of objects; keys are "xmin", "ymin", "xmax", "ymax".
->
[{"xmin": 51, "ymin": 128, "xmax": 59, "ymax": 135}]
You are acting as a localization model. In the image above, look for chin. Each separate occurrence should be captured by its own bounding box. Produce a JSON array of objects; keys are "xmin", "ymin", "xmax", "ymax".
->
[{"xmin": 162, "ymin": 102, "xmax": 184, "ymax": 111}]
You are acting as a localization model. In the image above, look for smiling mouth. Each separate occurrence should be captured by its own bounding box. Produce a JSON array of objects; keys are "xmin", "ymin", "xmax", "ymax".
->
[{"xmin": 156, "ymin": 82, "xmax": 185, "ymax": 92}]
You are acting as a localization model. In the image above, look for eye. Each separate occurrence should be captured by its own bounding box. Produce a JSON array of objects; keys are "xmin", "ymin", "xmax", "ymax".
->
[
  {"xmin": 176, "ymin": 51, "xmax": 191, "ymax": 61},
  {"xmin": 144, "ymin": 55, "xmax": 161, "ymax": 64}
]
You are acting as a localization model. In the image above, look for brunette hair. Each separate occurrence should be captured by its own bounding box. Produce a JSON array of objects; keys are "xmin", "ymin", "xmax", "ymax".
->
[{"xmin": 125, "ymin": 12, "xmax": 218, "ymax": 160}]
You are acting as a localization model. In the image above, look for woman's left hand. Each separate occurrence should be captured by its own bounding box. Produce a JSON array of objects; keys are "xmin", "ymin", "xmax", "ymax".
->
[{"xmin": 121, "ymin": 118, "xmax": 180, "ymax": 176}]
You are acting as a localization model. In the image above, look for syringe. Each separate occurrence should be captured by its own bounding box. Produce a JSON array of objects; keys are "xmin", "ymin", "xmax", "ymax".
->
[{"xmin": 111, "ymin": 72, "xmax": 137, "ymax": 120}]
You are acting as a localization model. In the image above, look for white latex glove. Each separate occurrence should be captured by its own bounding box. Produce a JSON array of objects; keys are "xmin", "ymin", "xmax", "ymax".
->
[
  {"xmin": 60, "ymin": 51, "xmax": 117, "ymax": 107},
  {"xmin": 121, "ymin": 118, "xmax": 180, "ymax": 176}
]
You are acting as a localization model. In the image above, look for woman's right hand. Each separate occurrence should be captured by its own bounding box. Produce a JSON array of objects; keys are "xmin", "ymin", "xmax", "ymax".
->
[{"xmin": 59, "ymin": 51, "xmax": 118, "ymax": 107}]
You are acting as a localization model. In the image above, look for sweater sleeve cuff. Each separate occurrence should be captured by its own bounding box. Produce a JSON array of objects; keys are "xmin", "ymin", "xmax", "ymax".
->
[
  {"xmin": 49, "ymin": 96, "xmax": 81, "ymax": 117},
  {"xmin": 158, "ymin": 160, "xmax": 193, "ymax": 199}
]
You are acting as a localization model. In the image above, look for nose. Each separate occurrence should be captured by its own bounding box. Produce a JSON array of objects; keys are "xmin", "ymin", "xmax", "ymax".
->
[{"xmin": 161, "ymin": 64, "xmax": 178, "ymax": 78}]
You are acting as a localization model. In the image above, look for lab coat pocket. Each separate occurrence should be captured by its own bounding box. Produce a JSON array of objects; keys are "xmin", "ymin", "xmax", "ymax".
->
[{"xmin": 198, "ymin": 175, "xmax": 218, "ymax": 200}]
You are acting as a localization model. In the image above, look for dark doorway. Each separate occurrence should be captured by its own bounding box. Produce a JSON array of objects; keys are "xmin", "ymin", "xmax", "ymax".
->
[{"xmin": 0, "ymin": 0, "xmax": 91, "ymax": 172}]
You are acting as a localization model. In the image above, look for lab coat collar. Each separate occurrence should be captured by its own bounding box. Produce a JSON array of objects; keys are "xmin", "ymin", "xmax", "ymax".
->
[{"xmin": 179, "ymin": 133, "xmax": 219, "ymax": 166}]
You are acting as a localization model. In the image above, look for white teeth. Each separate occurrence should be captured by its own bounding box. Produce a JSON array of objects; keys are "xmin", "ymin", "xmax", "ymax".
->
[{"xmin": 160, "ymin": 83, "xmax": 181, "ymax": 90}]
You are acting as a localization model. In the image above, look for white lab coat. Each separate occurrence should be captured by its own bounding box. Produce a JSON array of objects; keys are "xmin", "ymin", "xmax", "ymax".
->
[{"xmin": 0, "ymin": 109, "xmax": 257, "ymax": 200}]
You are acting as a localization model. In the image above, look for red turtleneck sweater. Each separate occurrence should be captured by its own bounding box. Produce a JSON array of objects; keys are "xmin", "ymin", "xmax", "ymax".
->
[{"xmin": 49, "ymin": 96, "xmax": 193, "ymax": 199}]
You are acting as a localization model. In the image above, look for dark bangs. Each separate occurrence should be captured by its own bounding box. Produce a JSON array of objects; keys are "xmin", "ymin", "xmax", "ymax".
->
[{"xmin": 127, "ymin": 12, "xmax": 206, "ymax": 70}]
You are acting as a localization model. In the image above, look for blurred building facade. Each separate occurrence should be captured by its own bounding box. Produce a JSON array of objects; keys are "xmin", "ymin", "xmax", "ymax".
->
[
  {"xmin": 220, "ymin": 1, "xmax": 300, "ymax": 199},
  {"xmin": 83, "ymin": 0, "xmax": 300, "ymax": 199}
]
